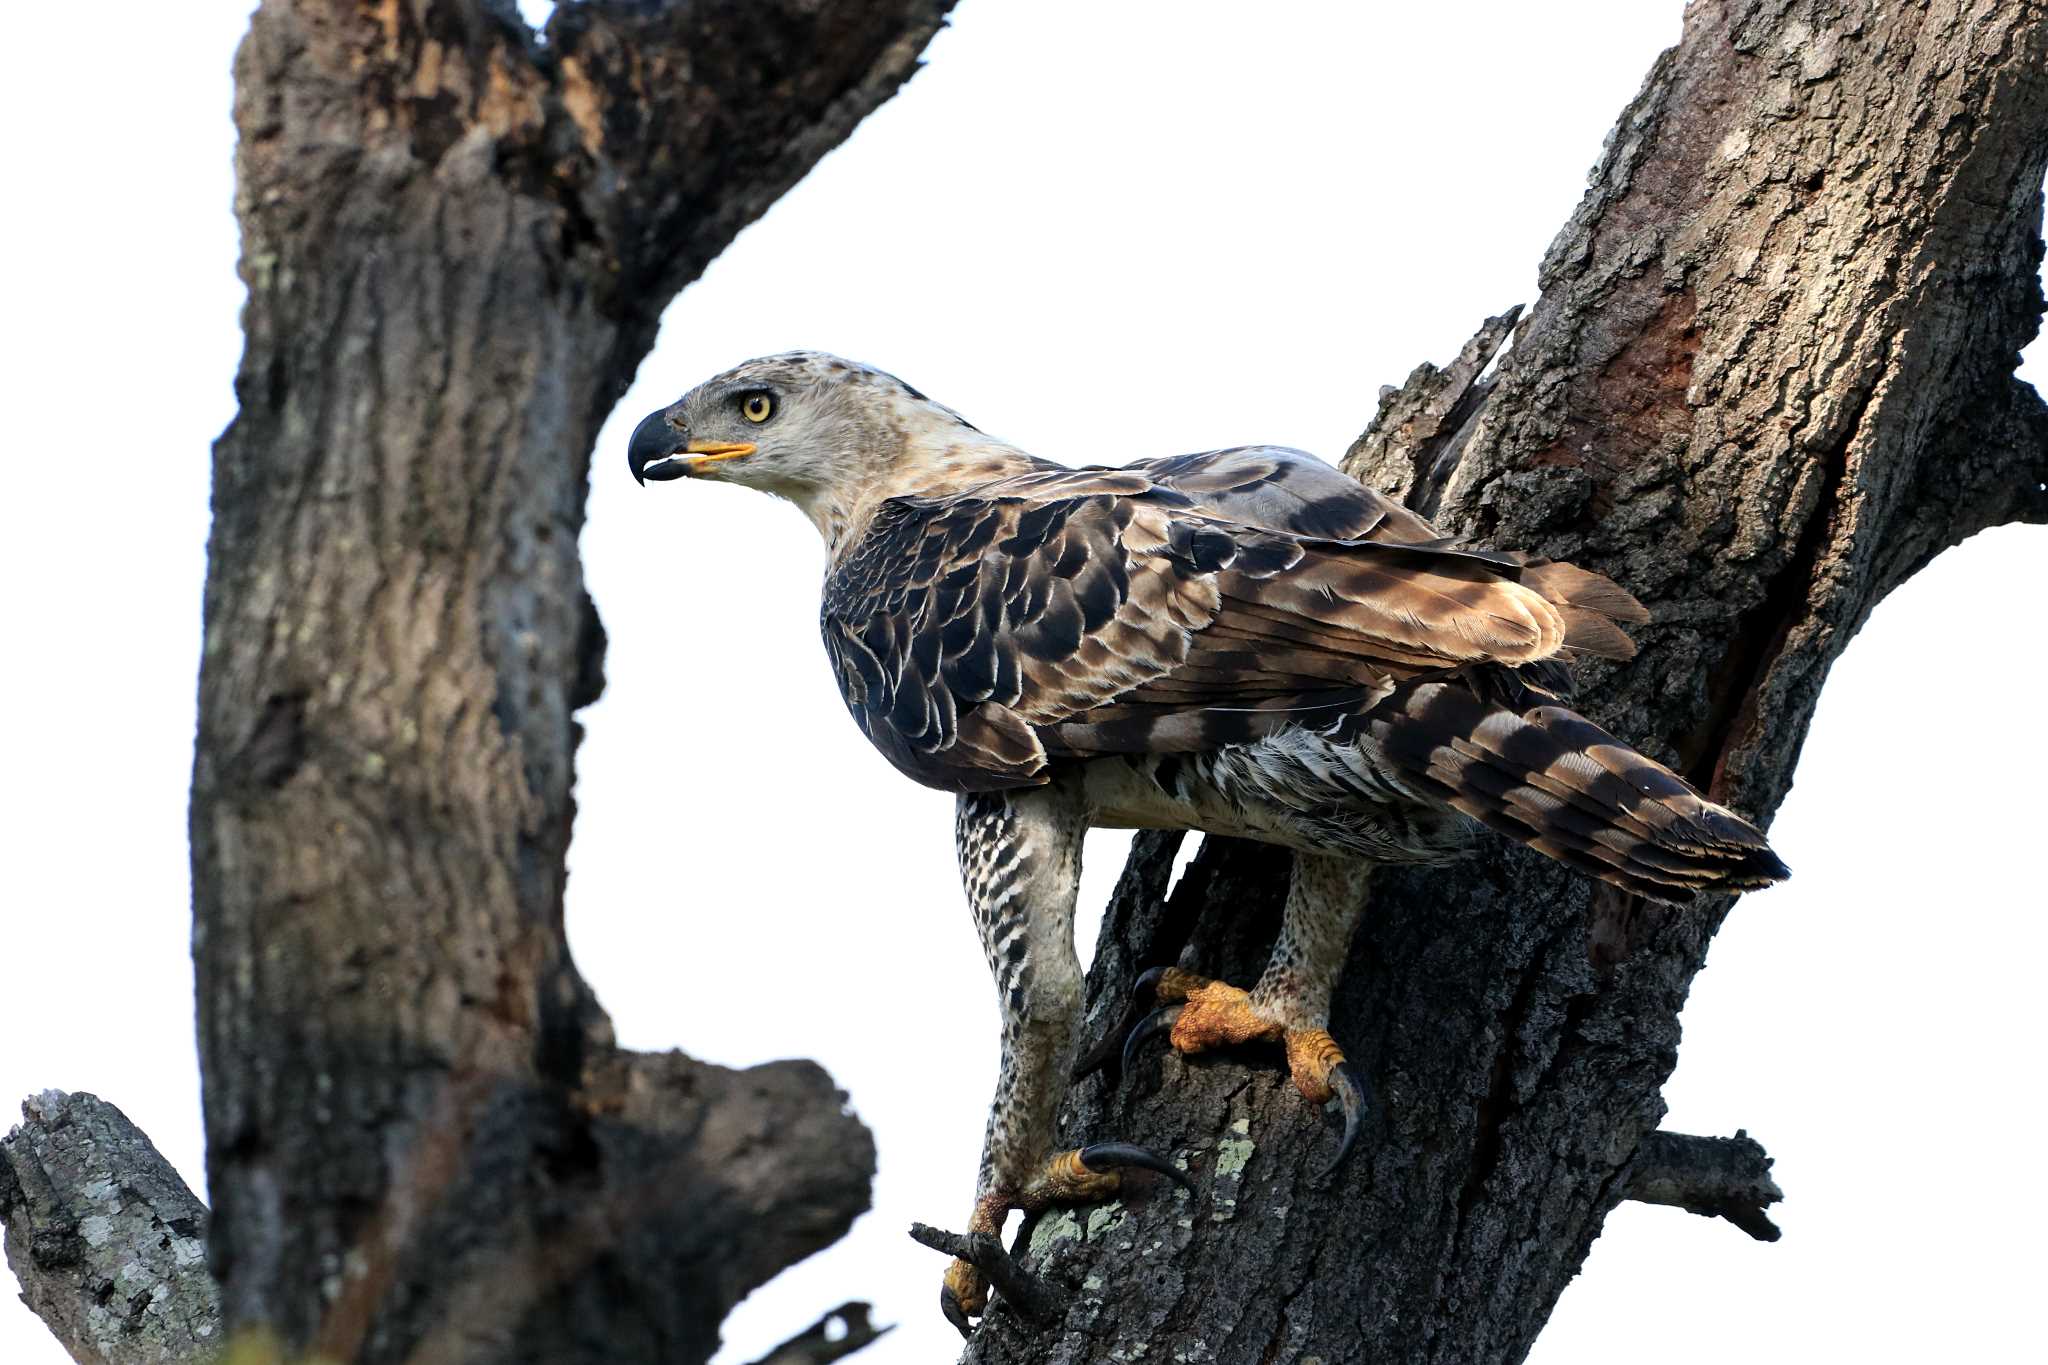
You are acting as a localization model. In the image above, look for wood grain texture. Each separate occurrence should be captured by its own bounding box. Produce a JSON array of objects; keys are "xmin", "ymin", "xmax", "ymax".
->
[
  {"xmin": 965, "ymin": 4, "xmax": 2048, "ymax": 1362},
  {"xmin": 189, "ymin": 2, "xmax": 949, "ymax": 1361}
]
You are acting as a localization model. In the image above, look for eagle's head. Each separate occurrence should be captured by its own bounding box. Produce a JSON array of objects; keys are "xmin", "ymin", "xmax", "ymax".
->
[{"xmin": 628, "ymin": 351, "xmax": 994, "ymax": 540}]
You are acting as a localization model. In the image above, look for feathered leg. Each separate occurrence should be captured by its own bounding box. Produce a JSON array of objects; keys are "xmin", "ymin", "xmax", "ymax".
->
[
  {"xmin": 1098, "ymin": 851, "xmax": 1375, "ymax": 1171},
  {"xmin": 945, "ymin": 789, "xmax": 1190, "ymax": 1335}
]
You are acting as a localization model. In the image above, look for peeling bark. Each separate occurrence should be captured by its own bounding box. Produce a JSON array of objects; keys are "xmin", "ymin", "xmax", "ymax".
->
[
  {"xmin": 185, "ymin": 2, "xmax": 951, "ymax": 1362},
  {"xmin": 966, "ymin": 5, "xmax": 2048, "ymax": 1362}
]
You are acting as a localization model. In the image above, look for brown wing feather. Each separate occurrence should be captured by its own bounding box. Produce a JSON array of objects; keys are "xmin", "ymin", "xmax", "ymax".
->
[
  {"xmin": 821, "ymin": 452, "xmax": 1646, "ymax": 792},
  {"xmin": 822, "ymin": 491, "xmax": 1217, "ymax": 790},
  {"xmin": 1128, "ymin": 446, "xmax": 1442, "ymax": 542}
]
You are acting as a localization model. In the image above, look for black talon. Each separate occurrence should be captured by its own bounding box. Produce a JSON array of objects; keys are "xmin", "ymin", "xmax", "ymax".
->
[
  {"xmin": 940, "ymin": 1284, "xmax": 973, "ymax": 1339},
  {"xmin": 1320, "ymin": 1059, "xmax": 1372, "ymax": 1179},
  {"xmin": 1073, "ymin": 966, "xmax": 1173, "ymax": 1081},
  {"xmin": 1078, "ymin": 1140, "xmax": 1197, "ymax": 1194},
  {"xmin": 1071, "ymin": 1018, "xmax": 1128, "ymax": 1082},
  {"xmin": 1121, "ymin": 1003, "xmax": 1182, "ymax": 1079}
]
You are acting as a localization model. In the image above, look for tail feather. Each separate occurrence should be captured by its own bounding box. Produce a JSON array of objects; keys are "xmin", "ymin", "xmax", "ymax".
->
[{"xmin": 1369, "ymin": 681, "xmax": 1790, "ymax": 904}]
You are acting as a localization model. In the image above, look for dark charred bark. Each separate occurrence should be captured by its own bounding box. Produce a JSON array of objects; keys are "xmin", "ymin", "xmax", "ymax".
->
[
  {"xmin": 180, "ymin": 2, "xmax": 952, "ymax": 1362},
  {"xmin": 1625, "ymin": 1130, "xmax": 1782, "ymax": 1242},
  {"xmin": 964, "ymin": 5, "xmax": 2048, "ymax": 1363}
]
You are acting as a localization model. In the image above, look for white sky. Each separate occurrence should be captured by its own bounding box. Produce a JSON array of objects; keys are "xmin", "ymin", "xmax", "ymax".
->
[{"xmin": 4, "ymin": 3, "xmax": 2043, "ymax": 1363}]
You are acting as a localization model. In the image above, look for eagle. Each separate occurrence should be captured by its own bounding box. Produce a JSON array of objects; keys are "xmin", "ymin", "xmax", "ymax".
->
[{"xmin": 627, "ymin": 352, "xmax": 1787, "ymax": 1334}]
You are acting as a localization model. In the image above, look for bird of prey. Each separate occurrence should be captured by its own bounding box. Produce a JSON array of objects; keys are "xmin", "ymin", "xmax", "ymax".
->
[{"xmin": 627, "ymin": 352, "xmax": 1788, "ymax": 1334}]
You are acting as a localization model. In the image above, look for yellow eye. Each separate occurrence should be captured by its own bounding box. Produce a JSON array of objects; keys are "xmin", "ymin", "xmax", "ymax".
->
[{"xmin": 742, "ymin": 393, "xmax": 774, "ymax": 423}]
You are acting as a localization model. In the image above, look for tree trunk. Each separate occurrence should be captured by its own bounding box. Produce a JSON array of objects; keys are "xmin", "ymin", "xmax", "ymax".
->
[
  {"xmin": 186, "ymin": 3, "xmax": 951, "ymax": 1362},
  {"xmin": 961, "ymin": 4, "xmax": 2048, "ymax": 1362},
  {"xmin": 14, "ymin": 4, "xmax": 2043, "ymax": 1364}
]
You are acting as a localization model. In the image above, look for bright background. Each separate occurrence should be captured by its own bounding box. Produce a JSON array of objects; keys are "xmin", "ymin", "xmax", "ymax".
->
[{"xmin": 4, "ymin": 3, "xmax": 2043, "ymax": 1363}]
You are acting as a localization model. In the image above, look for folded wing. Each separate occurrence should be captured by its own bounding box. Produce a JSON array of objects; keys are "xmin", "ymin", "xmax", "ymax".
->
[{"xmin": 820, "ymin": 450, "xmax": 1645, "ymax": 792}]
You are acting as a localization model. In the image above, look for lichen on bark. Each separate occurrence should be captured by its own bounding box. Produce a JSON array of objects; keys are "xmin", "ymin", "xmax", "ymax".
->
[{"xmin": 1, "ymin": 1092, "xmax": 221, "ymax": 1365}]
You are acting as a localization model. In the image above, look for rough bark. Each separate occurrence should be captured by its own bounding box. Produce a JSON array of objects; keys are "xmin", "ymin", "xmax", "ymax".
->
[
  {"xmin": 1624, "ymin": 1129, "xmax": 1782, "ymax": 1242},
  {"xmin": 1, "ymin": 1093, "xmax": 221, "ymax": 1364},
  {"xmin": 186, "ymin": 2, "xmax": 951, "ymax": 1362},
  {"xmin": 963, "ymin": 4, "xmax": 2048, "ymax": 1363}
]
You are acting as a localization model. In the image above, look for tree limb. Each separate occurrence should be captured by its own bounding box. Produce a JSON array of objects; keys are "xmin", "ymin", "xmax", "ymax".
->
[
  {"xmin": 1625, "ymin": 1130, "xmax": 1782, "ymax": 1243},
  {"xmin": 1869, "ymin": 372, "xmax": 2048, "ymax": 598},
  {"xmin": 544, "ymin": 0, "xmax": 961, "ymax": 337},
  {"xmin": 2, "ymin": 1069, "xmax": 881, "ymax": 1365},
  {"xmin": 1985, "ymin": 374, "xmax": 2048, "ymax": 530},
  {"xmin": 1, "ymin": 1092, "xmax": 221, "ymax": 1364},
  {"xmin": 1344, "ymin": 305, "xmax": 1522, "ymax": 514},
  {"xmin": 908, "ymin": 1223, "xmax": 1066, "ymax": 1324},
  {"xmin": 745, "ymin": 1302, "xmax": 890, "ymax": 1365}
]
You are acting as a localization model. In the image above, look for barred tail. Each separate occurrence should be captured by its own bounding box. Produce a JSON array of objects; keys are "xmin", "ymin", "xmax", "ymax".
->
[{"xmin": 1369, "ymin": 682, "xmax": 1790, "ymax": 903}]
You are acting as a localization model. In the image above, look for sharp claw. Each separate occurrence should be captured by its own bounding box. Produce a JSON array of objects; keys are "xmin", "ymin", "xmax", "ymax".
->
[
  {"xmin": 1121, "ymin": 1003, "xmax": 1183, "ymax": 1078},
  {"xmin": 1130, "ymin": 964, "xmax": 1170, "ymax": 999},
  {"xmin": 1071, "ymin": 1018, "xmax": 1127, "ymax": 1081},
  {"xmin": 1078, "ymin": 1140, "xmax": 1196, "ymax": 1194},
  {"xmin": 1321, "ymin": 1059, "xmax": 1372, "ymax": 1178},
  {"xmin": 1073, "ymin": 966, "xmax": 1174, "ymax": 1081},
  {"xmin": 940, "ymin": 1284, "xmax": 973, "ymax": 1339}
]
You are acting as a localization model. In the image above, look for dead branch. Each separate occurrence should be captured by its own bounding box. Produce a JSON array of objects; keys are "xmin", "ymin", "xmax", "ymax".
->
[
  {"xmin": 909, "ymin": 1223, "xmax": 1067, "ymax": 1324},
  {"xmin": 1, "ymin": 1092, "xmax": 220, "ymax": 1364},
  {"xmin": 1626, "ymin": 1129, "xmax": 1783, "ymax": 1242},
  {"xmin": 745, "ymin": 1301, "xmax": 891, "ymax": 1365}
]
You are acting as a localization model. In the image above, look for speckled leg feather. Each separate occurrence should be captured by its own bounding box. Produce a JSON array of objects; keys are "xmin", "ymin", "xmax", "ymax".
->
[
  {"xmin": 944, "ymin": 788, "xmax": 1189, "ymax": 1335},
  {"xmin": 1251, "ymin": 851, "xmax": 1375, "ymax": 1045}
]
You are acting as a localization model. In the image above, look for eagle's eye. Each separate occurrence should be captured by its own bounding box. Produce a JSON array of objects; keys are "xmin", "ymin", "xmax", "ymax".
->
[{"xmin": 741, "ymin": 392, "xmax": 775, "ymax": 424}]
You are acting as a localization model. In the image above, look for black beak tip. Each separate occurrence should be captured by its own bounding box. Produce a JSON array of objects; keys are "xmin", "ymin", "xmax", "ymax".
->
[{"xmin": 628, "ymin": 408, "xmax": 686, "ymax": 486}]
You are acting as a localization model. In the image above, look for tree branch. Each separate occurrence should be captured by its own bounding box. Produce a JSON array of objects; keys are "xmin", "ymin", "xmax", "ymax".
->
[
  {"xmin": 745, "ymin": 1301, "xmax": 891, "ymax": 1365},
  {"xmin": 2, "ymin": 1070, "xmax": 879, "ymax": 1365},
  {"xmin": 1343, "ymin": 305, "xmax": 1522, "ymax": 512},
  {"xmin": 909, "ymin": 1223, "xmax": 1067, "ymax": 1324},
  {"xmin": 1625, "ymin": 1130, "xmax": 1783, "ymax": 1243},
  {"xmin": 1870, "ymin": 372, "xmax": 2048, "ymax": 597},
  {"xmin": 545, "ymin": 0, "xmax": 960, "ymax": 334},
  {"xmin": 1992, "ymin": 375, "xmax": 2048, "ymax": 528},
  {"xmin": 1, "ymin": 1092, "xmax": 221, "ymax": 1364}
]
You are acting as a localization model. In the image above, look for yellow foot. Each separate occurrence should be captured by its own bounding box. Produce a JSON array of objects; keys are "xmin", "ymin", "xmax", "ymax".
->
[
  {"xmin": 1090, "ymin": 966, "xmax": 1371, "ymax": 1173},
  {"xmin": 941, "ymin": 1189, "xmax": 1011, "ymax": 1330},
  {"xmin": 938, "ymin": 1144, "xmax": 1192, "ymax": 1337}
]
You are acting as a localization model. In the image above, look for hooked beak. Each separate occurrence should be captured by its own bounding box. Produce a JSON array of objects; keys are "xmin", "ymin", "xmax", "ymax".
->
[{"xmin": 627, "ymin": 408, "xmax": 756, "ymax": 485}]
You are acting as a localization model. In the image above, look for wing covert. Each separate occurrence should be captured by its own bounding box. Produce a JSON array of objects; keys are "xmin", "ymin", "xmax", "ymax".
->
[{"xmin": 820, "ymin": 456, "xmax": 1645, "ymax": 792}]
